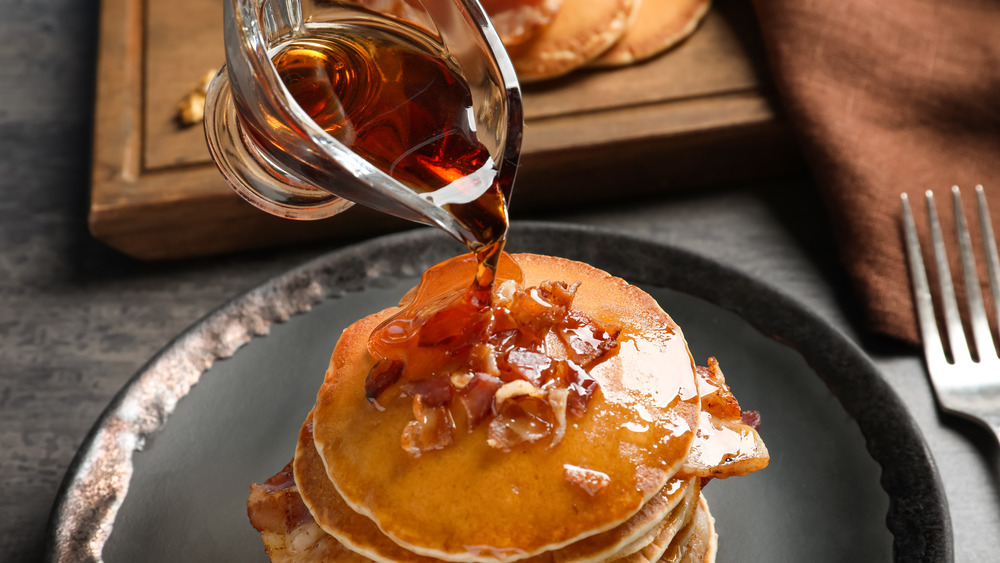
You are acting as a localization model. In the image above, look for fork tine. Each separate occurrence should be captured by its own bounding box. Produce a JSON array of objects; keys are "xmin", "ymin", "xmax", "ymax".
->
[
  {"xmin": 952, "ymin": 186, "xmax": 998, "ymax": 360},
  {"xmin": 926, "ymin": 190, "xmax": 972, "ymax": 362},
  {"xmin": 976, "ymin": 185, "xmax": 1000, "ymax": 357},
  {"xmin": 902, "ymin": 193, "xmax": 949, "ymax": 366}
]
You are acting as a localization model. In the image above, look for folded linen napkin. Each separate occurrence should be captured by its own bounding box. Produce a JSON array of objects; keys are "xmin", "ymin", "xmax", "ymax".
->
[{"xmin": 752, "ymin": 0, "xmax": 1000, "ymax": 344}]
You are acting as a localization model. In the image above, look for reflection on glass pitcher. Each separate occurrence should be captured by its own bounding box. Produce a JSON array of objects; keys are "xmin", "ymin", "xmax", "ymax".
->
[{"xmin": 204, "ymin": 0, "xmax": 522, "ymax": 253}]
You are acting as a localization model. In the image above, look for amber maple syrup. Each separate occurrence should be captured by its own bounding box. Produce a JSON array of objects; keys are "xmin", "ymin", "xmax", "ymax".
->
[
  {"xmin": 272, "ymin": 22, "xmax": 564, "ymax": 448},
  {"xmin": 272, "ymin": 23, "xmax": 510, "ymax": 297}
]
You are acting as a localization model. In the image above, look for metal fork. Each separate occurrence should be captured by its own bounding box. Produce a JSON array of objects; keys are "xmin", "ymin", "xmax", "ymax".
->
[{"xmin": 901, "ymin": 185, "xmax": 1000, "ymax": 443}]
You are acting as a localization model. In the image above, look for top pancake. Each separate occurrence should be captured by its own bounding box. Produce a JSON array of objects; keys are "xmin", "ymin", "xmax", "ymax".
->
[{"xmin": 311, "ymin": 253, "xmax": 700, "ymax": 561}]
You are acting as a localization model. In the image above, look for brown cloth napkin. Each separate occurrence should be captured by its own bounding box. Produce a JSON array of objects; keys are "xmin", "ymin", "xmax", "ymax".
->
[{"xmin": 752, "ymin": 0, "xmax": 1000, "ymax": 344}]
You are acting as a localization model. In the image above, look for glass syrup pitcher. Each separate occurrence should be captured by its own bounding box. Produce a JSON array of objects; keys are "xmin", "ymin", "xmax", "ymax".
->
[{"xmin": 204, "ymin": 0, "xmax": 523, "ymax": 254}]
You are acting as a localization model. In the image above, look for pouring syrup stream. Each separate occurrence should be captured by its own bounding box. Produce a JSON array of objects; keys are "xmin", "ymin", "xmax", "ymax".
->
[{"xmin": 272, "ymin": 23, "xmax": 512, "ymax": 305}]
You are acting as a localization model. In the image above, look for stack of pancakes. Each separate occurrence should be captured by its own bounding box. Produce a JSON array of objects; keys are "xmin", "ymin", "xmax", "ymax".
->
[{"xmin": 248, "ymin": 253, "xmax": 767, "ymax": 562}]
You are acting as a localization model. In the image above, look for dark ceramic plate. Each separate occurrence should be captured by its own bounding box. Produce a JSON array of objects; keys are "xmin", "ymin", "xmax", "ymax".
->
[{"xmin": 46, "ymin": 223, "xmax": 951, "ymax": 562}]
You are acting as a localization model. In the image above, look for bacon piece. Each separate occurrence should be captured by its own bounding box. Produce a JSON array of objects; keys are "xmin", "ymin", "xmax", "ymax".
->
[
  {"xmin": 469, "ymin": 342, "xmax": 501, "ymax": 377},
  {"xmin": 509, "ymin": 282, "xmax": 575, "ymax": 334},
  {"xmin": 556, "ymin": 310, "xmax": 621, "ymax": 368},
  {"xmin": 400, "ymin": 377, "xmax": 452, "ymax": 408},
  {"xmin": 487, "ymin": 395, "xmax": 553, "ymax": 450},
  {"xmin": 696, "ymin": 357, "xmax": 741, "ymax": 419},
  {"xmin": 401, "ymin": 395, "xmax": 456, "ymax": 457},
  {"xmin": 247, "ymin": 462, "xmax": 312, "ymax": 535},
  {"xmin": 365, "ymin": 358, "xmax": 404, "ymax": 403},
  {"xmin": 247, "ymin": 460, "xmax": 369, "ymax": 562},
  {"xmin": 741, "ymin": 410, "xmax": 762, "ymax": 430},
  {"xmin": 488, "ymin": 328, "xmax": 520, "ymax": 355},
  {"xmin": 548, "ymin": 359, "xmax": 598, "ymax": 417},
  {"xmin": 503, "ymin": 348, "xmax": 552, "ymax": 384},
  {"xmin": 417, "ymin": 294, "xmax": 491, "ymax": 348},
  {"xmin": 455, "ymin": 373, "xmax": 503, "ymax": 430}
]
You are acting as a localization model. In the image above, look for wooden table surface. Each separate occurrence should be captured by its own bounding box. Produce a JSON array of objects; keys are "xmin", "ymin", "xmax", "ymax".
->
[{"xmin": 3, "ymin": 1, "xmax": 999, "ymax": 561}]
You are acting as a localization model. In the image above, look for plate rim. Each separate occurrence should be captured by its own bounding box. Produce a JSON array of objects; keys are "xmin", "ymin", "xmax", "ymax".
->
[{"xmin": 45, "ymin": 222, "xmax": 953, "ymax": 562}]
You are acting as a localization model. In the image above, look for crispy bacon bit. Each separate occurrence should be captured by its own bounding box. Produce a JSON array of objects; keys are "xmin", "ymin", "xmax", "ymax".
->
[
  {"xmin": 417, "ymin": 295, "xmax": 491, "ymax": 348},
  {"xmin": 542, "ymin": 280, "xmax": 579, "ymax": 306},
  {"xmin": 549, "ymin": 360, "xmax": 598, "ymax": 417},
  {"xmin": 401, "ymin": 396, "xmax": 456, "ymax": 457},
  {"xmin": 455, "ymin": 373, "xmax": 503, "ymax": 430},
  {"xmin": 488, "ymin": 327, "xmax": 518, "ymax": 351},
  {"xmin": 372, "ymin": 274, "xmax": 618, "ymax": 454},
  {"xmin": 562, "ymin": 464, "xmax": 610, "ymax": 496},
  {"xmin": 469, "ymin": 343, "xmax": 501, "ymax": 377},
  {"xmin": 487, "ymin": 395, "xmax": 553, "ymax": 450},
  {"xmin": 510, "ymin": 282, "xmax": 575, "ymax": 333},
  {"xmin": 741, "ymin": 410, "xmax": 761, "ymax": 430},
  {"xmin": 557, "ymin": 311, "xmax": 621, "ymax": 368},
  {"xmin": 503, "ymin": 348, "xmax": 551, "ymax": 384},
  {"xmin": 697, "ymin": 357, "xmax": 741, "ymax": 419},
  {"xmin": 248, "ymin": 462, "xmax": 313, "ymax": 534},
  {"xmin": 365, "ymin": 359, "xmax": 404, "ymax": 402},
  {"xmin": 400, "ymin": 377, "xmax": 453, "ymax": 408},
  {"xmin": 450, "ymin": 370, "xmax": 474, "ymax": 390}
]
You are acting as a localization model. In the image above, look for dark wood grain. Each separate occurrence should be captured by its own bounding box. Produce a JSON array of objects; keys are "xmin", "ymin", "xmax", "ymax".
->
[{"xmin": 88, "ymin": 0, "xmax": 801, "ymax": 260}]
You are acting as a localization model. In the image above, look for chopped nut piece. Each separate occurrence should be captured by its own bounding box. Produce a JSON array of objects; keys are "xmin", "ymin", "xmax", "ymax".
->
[
  {"xmin": 176, "ymin": 92, "xmax": 206, "ymax": 126},
  {"xmin": 548, "ymin": 387, "xmax": 569, "ymax": 447},
  {"xmin": 494, "ymin": 279, "xmax": 517, "ymax": 305},
  {"xmin": 494, "ymin": 380, "xmax": 544, "ymax": 407},
  {"xmin": 450, "ymin": 370, "xmax": 474, "ymax": 390},
  {"xmin": 175, "ymin": 69, "xmax": 218, "ymax": 127}
]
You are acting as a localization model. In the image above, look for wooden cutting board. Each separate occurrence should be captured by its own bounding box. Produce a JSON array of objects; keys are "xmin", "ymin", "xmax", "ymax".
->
[{"xmin": 90, "ymin": 0, "xmax": 799, "ymax": 260}]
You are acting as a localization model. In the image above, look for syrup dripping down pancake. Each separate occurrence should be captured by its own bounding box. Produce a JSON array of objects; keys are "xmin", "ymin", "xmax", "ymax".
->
[
  {"xmin": 590, "ymin": 0, "xmax": 711, "ymax": 67},
  {"xmin": 249, "ymin": 459, "xmax": 716, "ymax": 563},
  {"xmin": 311, "ymin": 253, "xmax": 701, "ymax": 561},
  {"xmin": 295, "ymin": 412, "xmax": 701, "ymax": 563}
]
